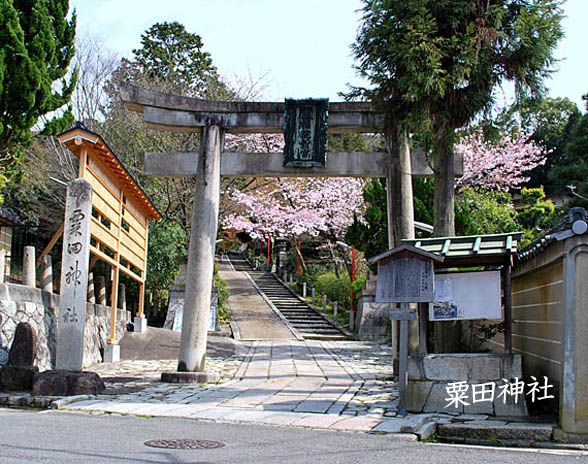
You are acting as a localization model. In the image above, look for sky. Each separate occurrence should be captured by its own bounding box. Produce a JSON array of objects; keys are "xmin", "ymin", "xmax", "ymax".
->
[{"xmin": 71, "ymin": 0, "xmax": 587, "ymax": 110}]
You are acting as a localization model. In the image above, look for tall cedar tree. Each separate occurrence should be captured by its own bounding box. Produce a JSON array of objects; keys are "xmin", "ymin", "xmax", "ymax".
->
[
  {"xmin": 0, "ymin": 0, "xmax": 76, "ymax": 194},
  {"xmin": 123, "ymin": 21, "xmax": 229, "ymax": 99},
  {"xmin": 352, "ymin": 0, "xmax": 563, "ymax": 236}
]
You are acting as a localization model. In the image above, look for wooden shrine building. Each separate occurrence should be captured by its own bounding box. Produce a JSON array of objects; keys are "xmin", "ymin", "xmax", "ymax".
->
[{"xmin": 50, "ymin": 123, "xmax": 161, "ymax": 343}]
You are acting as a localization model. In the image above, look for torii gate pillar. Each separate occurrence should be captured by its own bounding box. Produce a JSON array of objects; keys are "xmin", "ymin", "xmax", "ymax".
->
[{"xmin": 168, "ymin": 124, "xmax": 222, "ymax": 380}]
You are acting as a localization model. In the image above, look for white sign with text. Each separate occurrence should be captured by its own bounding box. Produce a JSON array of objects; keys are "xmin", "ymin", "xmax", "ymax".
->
[{"xmin": 430, "ymin": 270, "xmax": 502, "ymax": 321}]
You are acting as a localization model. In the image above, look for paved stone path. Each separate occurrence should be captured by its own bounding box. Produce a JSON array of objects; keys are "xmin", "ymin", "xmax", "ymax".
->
[
  {"xmin": 219, "ymin": 265, "xmax": 296, "ymax": 340},
  {"xmin": 65, "ymin": 339, "xmax": 419, "ymax": 433}
]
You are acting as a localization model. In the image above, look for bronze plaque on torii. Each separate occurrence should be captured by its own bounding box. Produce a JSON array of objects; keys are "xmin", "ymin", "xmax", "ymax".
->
[{"xmin": 283, "ymin": 98, "xmax": 328, "ymax": 168}]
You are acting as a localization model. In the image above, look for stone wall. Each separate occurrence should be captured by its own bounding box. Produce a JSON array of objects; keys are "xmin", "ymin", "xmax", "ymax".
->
[
  {"xmin": 408, "ymin": 353, "xmax": 527, "ymax": 417},
  {"xmin": 475, "ymin": 230, "xmax": 588, "ymax": 436},
  {"xmin": 0, "ymin": 282, "xmax": 127, "ymax": 371}
]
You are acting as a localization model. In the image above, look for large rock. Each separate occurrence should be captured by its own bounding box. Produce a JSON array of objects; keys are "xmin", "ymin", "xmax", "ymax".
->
[
  {"xmin": 0, "ymin": 322, "xmax": 39, "ymax": 392},
  {"xmin": 8, "ymin": 322, "xmax": 37, "ymax": 367},
  {"xmin": 0, "ymin": 365, "xmax": 39, "ymax": 391},
  {"xmin": 32, "ymin": 370, "xmax": 105, "ymax": 396}
]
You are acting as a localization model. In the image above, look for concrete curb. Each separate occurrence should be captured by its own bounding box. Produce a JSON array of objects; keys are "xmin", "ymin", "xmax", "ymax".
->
[
  {"xmin": 3, "ymin": 391, "xmax": 581, "ymax": 450},
  {"xmin": 51, "ymin": 394, "xmax": 95, "ymax": 409}
]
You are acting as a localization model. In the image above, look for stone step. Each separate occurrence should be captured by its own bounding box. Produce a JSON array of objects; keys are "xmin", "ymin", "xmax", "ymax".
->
[
  {"xmin": 279, "ymin": 311, "xmax": 321, "ymax": 314},
  {"xmin": 226, "ymin": 255, "xmax": 347, "ymax": 340},
  {"xmin": 437, "ymin": 422, "xmax": 554, "ymax": 442},
  {"xmin": 275, "ymin": 307, "xmax": 313, "ymax": 310},
  {"xmin": 297, "ymin": 329, "xmax": 342, "ymax": 334},
  {"xmin": 278, "ymin": 311, "xmax": 323, "ymax": 316},
  {"xmin": 302, "ymin": 334, "xmax": 348, "ymax": 341}
]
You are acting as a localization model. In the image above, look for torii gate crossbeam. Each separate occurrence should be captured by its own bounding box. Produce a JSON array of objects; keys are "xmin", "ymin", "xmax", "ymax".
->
[{"xmin": 120, "ymin": 83, "xmax": 463, "ymax": 380}]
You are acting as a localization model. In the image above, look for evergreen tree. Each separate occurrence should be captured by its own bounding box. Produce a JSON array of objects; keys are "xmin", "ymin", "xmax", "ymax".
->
[
  {"xmin": 119, "ymin": 21, "xmax": 231, "ymax": 99},
  {"xmin": 0, "ymin": 0, "xmax": 76, "ymax": 197},
  {"xmin": 351, "ymin": 0, "xmax": 563, "ymax": 236},
  {"xmin": 345, "ymin": 178, "xmax": 389, "ymax": 263},
  {"xmin": 549, "ymin": 95, "xmax": 588, "ymax": 204}
]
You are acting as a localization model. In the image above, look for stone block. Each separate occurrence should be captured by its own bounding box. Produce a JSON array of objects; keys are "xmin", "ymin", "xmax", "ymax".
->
[
  {"xmin": 438, "ymin": 421, "xmax": 552, "ymax": 441},
  {"xmin": 0, "ymin": 283, "xmax": 8, "ymax": 301},
  {"xmin": 40, "ymin": 290, "xmax": 59, "ymax": 309},
  {"xmin": 407, "ymin": 380, "xmax": 432, "ymax": 412},
  {"xmin": 502, "ymin": 423, "xmax": 553, "ymax": 441},
  {"xmin": 399, "ymin": 414, "xmax": 435, "ymax": 433},
  {"xmin": 416, "ymin": 421, "xmax": 437, "ymax": 441},
  {"xmin": 104, "ymin": 344, "xmax": 120, "ymax": 363},
  {"xmin": 493, "ymin": 394, "xmax": 528, "ymax": 417},
  {"xmin": 10, "ymin": 286, "xmax": 43, "ymax": 305},
  {"xmin": 463, "ymin": 400, "xmax": 494, "ymax": 415},
  {"xmin": 0, "ymin": 365, "xmax": 38, "ymax": 391},
  {"xmin": 469, "ymin": 355, "xmax": 501, "ymax": 381},
  {"xmin": 501, "ymin": 354, "xmax": 523, "ymax": 380},
  {"xmin": 454, "ymin": 414, "xmax": 489, "ymax": 422},
  {"xmin": 357, "ymin": 302, "xmax": 389, "ymax": 342},
  {"xmin": 133, "ymin": 316, "xmax": 148, "ymax": 333},
  {"xmin": 424, "ymin": 383, "xmax": 463, "ymax": 414},
  {"xmin": 408, "ymin": 357, "xmax": 424, "ymax": 380},
  {"xmin": 423, "ymin": 355, "xmax": 468, "ymax": 381},
  {"xmin": 32, "ymin": 370, "xmax": 105, "ymax": 396}
]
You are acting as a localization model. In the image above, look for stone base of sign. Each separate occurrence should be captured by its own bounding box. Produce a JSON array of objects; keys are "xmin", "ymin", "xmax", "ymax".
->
[
  {"xmin": 32, "ymin": 370, "xmax": 105, "ymax": 396},
  {"xmin": 356, "ymin": 276, "xmax": 391, "ymax": 342},
  {"xmin": 164, "ymin": 264, "xmax": 219, "ymax": 332},
  {"xmin": 0, "ymin": 365, "xmax": 39, "ymax": 392},
  {"xmin": 133, "ymin": 316, "xmax": 148, "ymax": 333},
  {"xmin": 407, "ymin": 353, "xmax": 527, "ymax": 417},
  {"xmin": 160, "ymin": 371, "xmax": 220, "ymax": 384},
  {"xmin": 104, "ymin": 343, "xmax": 120, "ymax": 363},
  {"xmin": 553, "ymin": 427, "xmax": 588, "ymax": 444}
]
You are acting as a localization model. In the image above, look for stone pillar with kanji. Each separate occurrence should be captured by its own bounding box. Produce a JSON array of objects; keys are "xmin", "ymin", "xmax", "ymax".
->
[{"xmin": 56, "ymin": 179, "xmax": 93, "ymax": 371}]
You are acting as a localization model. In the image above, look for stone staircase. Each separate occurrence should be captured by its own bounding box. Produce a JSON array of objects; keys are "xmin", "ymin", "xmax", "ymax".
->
[{"xmin": 226, "ymin": 254, "xmax": 348, "ymax": 341}]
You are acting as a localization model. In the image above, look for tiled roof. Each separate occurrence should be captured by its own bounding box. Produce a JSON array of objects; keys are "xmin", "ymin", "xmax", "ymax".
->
[{"xmin": 0, "ymin": 207, "xmax": 22, "ymax": 225}]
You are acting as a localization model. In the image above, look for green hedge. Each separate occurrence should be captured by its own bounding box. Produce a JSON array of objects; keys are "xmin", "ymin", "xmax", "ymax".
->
[{"xmin": 315, "ymin": 272, "xmax": 351, "ymax": 308}]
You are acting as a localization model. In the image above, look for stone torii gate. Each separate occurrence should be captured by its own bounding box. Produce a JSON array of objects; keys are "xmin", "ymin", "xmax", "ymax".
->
[{"xmin": 120, "ymin": 83, "xmax": 463, "ymax": 380}]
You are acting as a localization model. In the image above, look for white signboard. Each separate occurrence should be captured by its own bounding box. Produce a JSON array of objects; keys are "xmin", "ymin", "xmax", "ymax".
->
[{"xmin": 430, "ymin": 270, "xmax": 502, "ymax": 321}]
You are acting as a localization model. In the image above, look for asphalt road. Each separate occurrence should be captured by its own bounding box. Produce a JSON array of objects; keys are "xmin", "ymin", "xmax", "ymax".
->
[{"xmin": 0, "ymin": 408, "xmax": 585, "ymax": 464}]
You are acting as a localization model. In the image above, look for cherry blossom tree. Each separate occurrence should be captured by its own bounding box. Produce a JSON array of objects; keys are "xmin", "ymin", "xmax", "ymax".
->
[
  {"xmin": 222, "ymin": 132, "xmax": 365, "ymax": 240},
  {"xmin": 222, "ymin": 132, "xmax": 365, "ymax": 274},
  {"xmin": 222, "ymin": 176, "xmax": 365, "ymax": 239},
  {"xmin": 456, "ymin": 130, "xmax": 548, "ymax": 191}
]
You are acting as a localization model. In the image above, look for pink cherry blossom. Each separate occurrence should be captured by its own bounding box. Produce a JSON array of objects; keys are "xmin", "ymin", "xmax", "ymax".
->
[
  {"xmin": 456, "ymin": 129, "xmax": 548, "ymax": 191},
  {"xmin": 222, "ymin": 134, "xmax": 364, "ymax": 239}
]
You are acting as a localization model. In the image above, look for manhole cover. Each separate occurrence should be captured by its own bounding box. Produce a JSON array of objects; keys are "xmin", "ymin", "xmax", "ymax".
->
[{"xmin": 144, "ymin": 439, "xmax": 225, "ymax": 450}]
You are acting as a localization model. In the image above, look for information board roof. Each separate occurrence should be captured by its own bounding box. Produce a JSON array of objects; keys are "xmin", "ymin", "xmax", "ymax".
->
[
  {"xmin": 368, "ymin": 244, "xmax": 444, "ymax": 264},
  {"xmin": 402, "ymin": 232, "xmax": 523, "ymax": 267}
]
